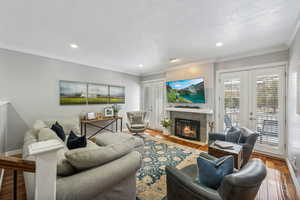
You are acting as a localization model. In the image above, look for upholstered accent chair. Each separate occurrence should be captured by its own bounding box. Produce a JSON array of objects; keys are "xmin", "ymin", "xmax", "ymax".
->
[
  {"xmin": 164, "ymin": 158, "xmax": 267, "ymax": 200},
  {"xmin": 209, "ymin": 127, "xmax": 259, "ymax": 167},
  {"xmin": 126, "ymin": 111, "xmax": 149, "ymax": 135}
]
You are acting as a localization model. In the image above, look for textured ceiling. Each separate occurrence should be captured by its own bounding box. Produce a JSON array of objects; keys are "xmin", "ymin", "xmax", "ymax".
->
[{"xmin": 0, "ymin": 0, "xmax": 299, "ymax": 75}]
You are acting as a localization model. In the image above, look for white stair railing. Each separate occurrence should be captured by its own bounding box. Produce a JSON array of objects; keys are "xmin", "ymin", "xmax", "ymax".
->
[{"xmin": 28, "ymin": 140, "xmax": 64, "ymax": 200}]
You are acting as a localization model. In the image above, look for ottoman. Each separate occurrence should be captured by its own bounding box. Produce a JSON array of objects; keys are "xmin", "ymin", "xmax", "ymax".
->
[{"xmin": 95, "ymin": 132, "xmax": 144, "ymax": 156}]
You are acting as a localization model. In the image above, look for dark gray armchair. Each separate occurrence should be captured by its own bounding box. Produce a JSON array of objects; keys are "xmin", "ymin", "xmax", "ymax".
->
[
  {"xmin": 209, "ymin": 127, "xmax": 259, "ymax": 166},
  {"xmin": 164, "ymin": 158, "xmax": 267, "ymax": 200},
  {"xmin": 126, "ymin": 111, "xmax": 148, "ymax": 136}
]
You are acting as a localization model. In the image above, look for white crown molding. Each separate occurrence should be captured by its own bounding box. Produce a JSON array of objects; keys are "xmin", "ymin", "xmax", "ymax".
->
[
  {"xmin": 0, "ymin": 45, "xmax": 141, "ymax": 76},
  {"xmin": 215, "ymin": 46, "xmax": 289, "ymax": 63},
  {"xmin": 287, "ymin": 13, "xmax": 300, "ymax": 47}
]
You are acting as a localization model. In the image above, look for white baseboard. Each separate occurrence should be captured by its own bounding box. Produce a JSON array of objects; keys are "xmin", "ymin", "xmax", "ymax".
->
[
  {"xmin": 286, "ymin": 158, "xmax": 300, "ymax": 198},
  {"xmin": 5, "ymin": 149, "xmax": 22, "ymax": 156}
]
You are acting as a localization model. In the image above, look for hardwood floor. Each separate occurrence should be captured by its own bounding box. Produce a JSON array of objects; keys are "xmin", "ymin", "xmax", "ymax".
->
[{"xmin": 0, "ymin": 129, "xmax": 298, "ymax": 200}]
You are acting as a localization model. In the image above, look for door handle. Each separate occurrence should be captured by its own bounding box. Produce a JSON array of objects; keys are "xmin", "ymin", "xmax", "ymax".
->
[{"xmin": 249, "ymin": 117, "xmax": 256, "ymax": 120}]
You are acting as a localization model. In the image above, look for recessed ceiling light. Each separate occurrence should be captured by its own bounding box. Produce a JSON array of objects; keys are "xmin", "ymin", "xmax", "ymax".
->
[
  {"xmin": 169, "ymin": 58, "xmax": 180, "ymax": 63},
  {"xmin": 70, "ymin": 43, "xmax": 79, "ymax": 49},
  {"xmin": 139, "ymin": 64, "xmax": 144, "ymax": 68},
  {"xmin": 216, "ymin": 42, "xmax": 223, "ymax": 47}
]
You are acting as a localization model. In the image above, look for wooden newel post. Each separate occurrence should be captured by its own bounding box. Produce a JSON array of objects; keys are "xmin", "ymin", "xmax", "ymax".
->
[{"xmin": 28, "ymin": 140, "xmax": 64, "ymax": 200}]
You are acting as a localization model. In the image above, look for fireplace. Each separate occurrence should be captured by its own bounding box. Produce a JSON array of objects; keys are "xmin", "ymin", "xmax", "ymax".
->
[{"xmin": 175, "ymin": 118, "xmax": 200, "ymax": 141}]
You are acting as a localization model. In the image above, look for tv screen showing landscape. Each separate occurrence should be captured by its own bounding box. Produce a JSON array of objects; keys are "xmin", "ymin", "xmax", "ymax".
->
[{"xmin": 166, "ymin": 78, "xmax": 205, "ymax": 103}]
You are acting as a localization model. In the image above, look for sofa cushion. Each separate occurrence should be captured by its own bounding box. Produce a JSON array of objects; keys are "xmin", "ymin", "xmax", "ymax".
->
[
  {"xmin": 130, "ymin": 124, "xmax": 146, "ymax": 129},
  {"xmin": 38, "ymin": 128, "xmax": 61, "ymax": 142},
  {"xmin": 51, "ymin": 122, "xmax": 66, "ymax": 141},
  {"xmin": 67, "ymin": 131, "xmax": 87, "ymax": 150},
  {"xmin": 226, "ymin": 127, "xmax": 241, "ymax": 143},
  {"xmin": 197, "ymin": 153, "xmax": 234, "ymax": 189},
  {"xmin": 57, "ymin": 148, "xmax": 76, "ymax": 177},
  {"xmin": 96, "ymin": 133, "xmax": 143, "ymax": 147},
  {"xmin": 32, "ymin": 120, "xmax": 47, "ymax": 133},
  {"xmin": 65, "ymin": 137, "xmax": 136, "ymax": 171}
]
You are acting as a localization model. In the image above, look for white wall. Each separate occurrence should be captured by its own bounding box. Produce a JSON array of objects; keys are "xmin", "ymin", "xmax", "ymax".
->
[
  {"xmin": 0, "ymin": 48, "xmax": 141, "ymax": 151},
  {"xmin": 288, "ymin": 25, "xmax": 300, "ymax": 173}
]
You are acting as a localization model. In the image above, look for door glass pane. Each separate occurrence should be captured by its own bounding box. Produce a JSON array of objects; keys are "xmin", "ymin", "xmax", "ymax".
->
[
  {"xmin": 223, "ymin": 78, "xmax": 240, "ymax": 130},
  {"xmin": 255, "ymin": 74, "xmax": 279, "ymax": 147}
]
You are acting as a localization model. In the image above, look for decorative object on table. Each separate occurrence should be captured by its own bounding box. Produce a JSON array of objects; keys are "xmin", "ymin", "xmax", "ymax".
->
[
  {"xmin": 160, "ymin": 118, "xmax": 172, "ymax": 135},
  {"xmin": 214, "ymin": 141, "xmax": 234, "ymax": 149},
  {"xmin": 59, "ymin": 80, "xmax": 87, "ymax": 105},
  {"xmin": 59, "ymin": 80, "xmax": 126, "ymax": 105},
  {"xmin": 79, "ymin": 112, "xmax": 87, "ymax": 120},
  {"xmin": 208, "ymin": 120, "xmax": 215, "ymax": 133},
  {"xmin": 112, "ymin": 104, "xmax": 122, "ymax": 117},
  {"xmin": 96, "ymin": 112, "xmax": 103, "ymax": 119},
  {"xmin": 104, "ymin": 107, "xmax": 114, "ymax": 117},
  {"xmin": 109, "ymin": 85, "xmax": 125, "ymax": 104},
  {"xmin": 87, "ymin": 112, "xmax": 97, "ymax": 120},
  {"xmin": 126, "ymin": 111, "xmax": 148, "ymax": 136}
]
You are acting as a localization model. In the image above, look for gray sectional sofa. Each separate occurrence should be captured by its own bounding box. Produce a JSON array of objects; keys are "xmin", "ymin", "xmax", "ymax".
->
[{"xmin": 23, "ymin": 118, "xmax": 144, "ymax": 200}]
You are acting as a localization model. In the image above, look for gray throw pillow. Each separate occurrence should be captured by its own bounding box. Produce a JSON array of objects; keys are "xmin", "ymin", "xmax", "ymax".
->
[
  {"xmin": 226, "ymin": 127, "xmax": 241, "ymax": 143},
  {"xmin": 65, "ymin": 137, "xmax": 135, "ymax": 171}
]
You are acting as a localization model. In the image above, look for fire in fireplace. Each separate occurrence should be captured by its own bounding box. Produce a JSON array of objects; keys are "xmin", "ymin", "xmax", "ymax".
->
[{"xmin": 175, "ymin": 118, "xmax": 200, "ymax": 141}]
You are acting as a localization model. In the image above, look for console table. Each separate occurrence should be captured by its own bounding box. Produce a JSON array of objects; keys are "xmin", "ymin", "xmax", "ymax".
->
[{"xmin": 80, "ymin": 117, "xmax": 123, "ymax": 139}]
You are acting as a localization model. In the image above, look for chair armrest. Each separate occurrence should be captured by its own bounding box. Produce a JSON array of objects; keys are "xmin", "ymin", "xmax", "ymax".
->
[
  {"xmin": 165, "ymin": 166, "xmax": 222, "ymax": 200},
  {"xmin": 57, "ymin": 151, "xmax": 142, "ymax": 200},
  {"xmin": 208, "ymin": 133, "xmax": 226, "ymax": 142}
]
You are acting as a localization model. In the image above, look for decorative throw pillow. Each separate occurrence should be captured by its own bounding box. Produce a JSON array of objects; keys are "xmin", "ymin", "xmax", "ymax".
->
[
  {"xmin": 67, "ymin": 131, "xmax": 87, "ymax": 150},
  {"xmin": 51, "ymin": 122, "xmax": 66, "ymax": 141},
  {"xmin": 197, "ymin": 153, "xmax": 234, "ymax": 189},
  {"xmin": 65, "ymin": 137, "xmax": 135, "ymax": 171},
  {"xmin": 226, "ymin": 127, "xmax": 241, "ymax": 143}
]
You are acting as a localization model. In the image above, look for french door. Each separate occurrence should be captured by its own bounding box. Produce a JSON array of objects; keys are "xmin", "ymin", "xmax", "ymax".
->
[
  {"xmin": 217, "ymin": 66, "xmax": 286, "ymax": 155},
  {"xmin": 142, "ymin": 81, "xmax": 165, "ymax": 130}
]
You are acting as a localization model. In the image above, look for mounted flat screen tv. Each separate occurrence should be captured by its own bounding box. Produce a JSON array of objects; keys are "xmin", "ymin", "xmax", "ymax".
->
[{"xmin": 166, "ymin": 78, "xmax": 205, "ymax": 103}]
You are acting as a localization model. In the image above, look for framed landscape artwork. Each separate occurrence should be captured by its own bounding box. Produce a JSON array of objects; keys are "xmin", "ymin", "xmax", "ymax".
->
[
  {"xmin": 60, "ymin": 81, "xmax": 87, "ymax": 105},
  {"xmin": 59, "ymin": 80, "xmax": 125, "ymax": 105},
  {"xmin": 87, "ymin": 83, "xmax": 109, "ymax": 104},
  {"xmin": 109, "ymin": 86, "xmax": 125, "ymax": 104}
]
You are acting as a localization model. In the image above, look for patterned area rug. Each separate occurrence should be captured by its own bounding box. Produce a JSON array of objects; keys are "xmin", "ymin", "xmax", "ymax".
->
[{"xmin": 136, "ymin": 134, "xmax": 203, "ymax": 200}]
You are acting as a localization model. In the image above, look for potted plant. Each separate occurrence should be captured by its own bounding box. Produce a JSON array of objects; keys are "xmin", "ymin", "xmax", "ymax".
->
[
  {"xmin": 112, "ymin": 104, "xmax": 121, "ymax": 117},
  {"xmin": 160, "ymin": 118, "xmax": 172, "ymax": 135}
]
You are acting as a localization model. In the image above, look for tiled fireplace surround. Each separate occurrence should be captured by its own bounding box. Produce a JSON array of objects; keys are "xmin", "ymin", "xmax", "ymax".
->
[{"xmin": 169, "ymin": 111, "xmax": 208, "ymax": 143}]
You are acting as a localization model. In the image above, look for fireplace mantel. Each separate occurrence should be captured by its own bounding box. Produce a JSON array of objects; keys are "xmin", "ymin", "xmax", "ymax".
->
[{"xmin": 165, "ymin": 107, "xmax": 213, "ymax": 114}]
